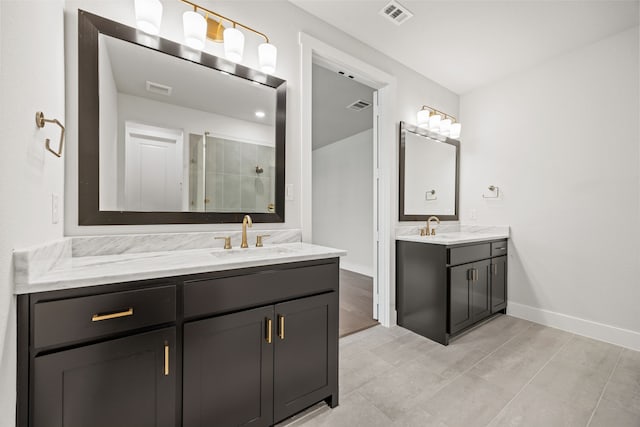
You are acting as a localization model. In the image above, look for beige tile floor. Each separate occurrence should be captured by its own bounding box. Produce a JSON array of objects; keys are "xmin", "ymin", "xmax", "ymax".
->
[{"xmin": 278, "ymin": 315, "xmax": 640, "ymax": 427}]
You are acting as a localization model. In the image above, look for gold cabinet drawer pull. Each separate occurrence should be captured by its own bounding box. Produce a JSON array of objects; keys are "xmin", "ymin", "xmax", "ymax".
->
[
  {"xmin": 266, "ymin": 318, "xmax": 273, "ymax": 344},
  {"xmin": 164, "ymin": 343, "xmax": 170, "ymax": 376},
  {"xmin": 278, "ymin": 315, "xmax": 285, "ymax": 340},
  {"xmin": 91, "ymin": 307, "xmax": 134, "ymax": 322}
]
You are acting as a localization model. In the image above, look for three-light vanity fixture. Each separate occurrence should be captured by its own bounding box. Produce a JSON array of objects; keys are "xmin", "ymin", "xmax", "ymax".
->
[
  {"xmin": 134, "ymin": 0, "xmax": 277, "ymax": 73},
  {"xmin": 416, "ymin": 106, "xmax": 462, "ymax": 139}
]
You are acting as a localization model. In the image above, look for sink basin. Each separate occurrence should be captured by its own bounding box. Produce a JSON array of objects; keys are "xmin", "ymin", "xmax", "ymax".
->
[{"xmin": 211, "ymin": 245, "xmax": 294, "ymax": 258}]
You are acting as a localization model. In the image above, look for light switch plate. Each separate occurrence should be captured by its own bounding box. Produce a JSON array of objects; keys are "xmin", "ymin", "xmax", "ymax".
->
[
  {"xmin": 51, "ymin": 193, "xmax": 59, "ymax": 224},
  {"xmin": 285, "ymin": 184, "xmax": 294, "ymax": 200}
]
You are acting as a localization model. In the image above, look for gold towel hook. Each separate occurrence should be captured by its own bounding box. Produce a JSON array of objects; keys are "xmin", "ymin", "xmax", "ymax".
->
[{"xmin": 35, "ymin": 111, "xmax": 65, "ymax": 158}]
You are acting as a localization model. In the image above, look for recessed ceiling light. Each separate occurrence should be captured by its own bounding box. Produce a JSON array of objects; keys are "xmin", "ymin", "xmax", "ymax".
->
[{"xmin": 255, "ymin": 111, "xmax": 265, "ymax": 118}]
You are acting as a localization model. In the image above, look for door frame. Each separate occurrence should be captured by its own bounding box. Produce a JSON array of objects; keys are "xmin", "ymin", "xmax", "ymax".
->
[{"xmin": 299, "ymin": 33, "xmax": 397, "ymax": 327}]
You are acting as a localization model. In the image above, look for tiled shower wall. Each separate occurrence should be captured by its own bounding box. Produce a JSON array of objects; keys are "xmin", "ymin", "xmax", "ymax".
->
[{"xmin": 190, "ymin": 134, "xmax": 275, "ymax": 212}]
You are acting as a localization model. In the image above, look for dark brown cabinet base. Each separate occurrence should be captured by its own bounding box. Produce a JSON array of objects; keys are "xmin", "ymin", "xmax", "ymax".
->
[
  {"xmin": 18, "ymin": 258, "xmax": 340, "ymax": 427},
  {"xmin": 396, "ymin": 240, "xmax": 508, "ymax": 345}
]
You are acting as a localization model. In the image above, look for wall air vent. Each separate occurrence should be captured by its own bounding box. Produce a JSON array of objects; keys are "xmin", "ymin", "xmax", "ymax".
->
[
  {"xmin": 379, "ymin": 0, "xmax": 413, "ymax": 25},
  {"xmin": 347, "ymin": 99, "xmax": 372, "ymax": 111},
  {"xmin": 145, "ymin": 80, "xmax": 172, "ymax": 96}
]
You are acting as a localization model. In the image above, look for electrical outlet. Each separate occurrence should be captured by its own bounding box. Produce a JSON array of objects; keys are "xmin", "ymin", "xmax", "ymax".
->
[
  {"xmin": 51, "ymin": 193, "xmax": 59, "ymax": 224},
  {"xmin": 285, "ymin": 184, "xmax": 294, "ymax": 201}
]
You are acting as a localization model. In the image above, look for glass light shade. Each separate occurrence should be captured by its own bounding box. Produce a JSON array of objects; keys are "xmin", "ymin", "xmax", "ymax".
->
[
  {"xmin": 428, "ymin": 114, "xmax": 441, "ymax": 131},
  {"xmin": 183, "ymin": 11, "xmax": 207, "ymax": 50},
  {"xmin": 134, "ymin": 0, "xmax": 163, "ymax": 35},
  {"xmin": 450, "ymin": 123, "xmax": 462, "ymax": 139},
  {"xmin": 224, "ymin": 27, "xmax": 244, "ymax": 63},
  {"xmin": 416, "ymin": 109, "xmax": 430, "ymax": 128},
  {"xmin": 258, "ymin": 43, "xmax": 277, "ymax": 74},
  {"xmin": 440, "ymin": 118, "xmax": 452, "ymax": 135}
]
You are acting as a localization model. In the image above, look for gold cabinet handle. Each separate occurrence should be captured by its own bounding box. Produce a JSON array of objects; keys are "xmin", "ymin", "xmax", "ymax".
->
[
  {"xmin": 266, "ymin": 318, "xmax": 272, "ymax": 344},
  {"xmin": 467, "ymin": 269, "xmax": 474, "ymax": 281},
  {"xmin": 493, "ymin": 264, "xmax": 498, "ymax": 276},
  {"xmin": 278, "ymin": 315, "xmax": 285, "ymax": 340},
  {"xmin": 91, "ymin": 307, "xmax": 133, "ymax": 322},
  {"xmin": 164, "ymin": 343, "xmax": 169, "ymax": 376}
]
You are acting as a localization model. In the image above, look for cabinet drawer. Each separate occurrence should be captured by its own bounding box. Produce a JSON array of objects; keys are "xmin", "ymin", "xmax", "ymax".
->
[
  {"xmin": 491, "ymin": 241, "xmax": 508, "ymax": 256},
  {"xmin": 184, "ymin": 262, "xmax": 338, "ymax": 318},
  {"xmin": 448, "ymin": 244, "xmax": 490, "ymax": 266},
  {"xmin": 34, "ymin": 285, "xmax": 176, "ymax": 349}
]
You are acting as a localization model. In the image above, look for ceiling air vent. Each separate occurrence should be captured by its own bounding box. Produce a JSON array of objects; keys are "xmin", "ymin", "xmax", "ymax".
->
[
  {"xmin": 347, "ymin": 99, "xmax": 372, "ymax": 111},
  {"xmin": 145, "ymin": 80, "xmax": 172, "ymax": 96},
  {"xmin": 379, "ymin": 0, "xmax": 413, "ymax": 25}
]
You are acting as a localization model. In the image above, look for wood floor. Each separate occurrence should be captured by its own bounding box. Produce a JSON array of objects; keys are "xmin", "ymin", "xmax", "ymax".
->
[{"xmin": 339, "ymin": 269, "xmax": 378, "ymax": 337}]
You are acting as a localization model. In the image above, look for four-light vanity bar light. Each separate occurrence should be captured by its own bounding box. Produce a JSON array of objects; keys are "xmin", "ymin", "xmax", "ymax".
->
[
  {"xmin": 417, "ymin": 105, "xmax": 462, "ymax": 139},
  {"xmin": 134, "ymin": 0, "xmax": 277, "ymax": 74}
]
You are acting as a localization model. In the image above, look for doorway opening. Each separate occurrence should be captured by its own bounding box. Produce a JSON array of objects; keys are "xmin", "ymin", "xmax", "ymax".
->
[
  {"xmin": 300, "ymin": 33, "xmax": 396, "ymax": 331},
  {"xmin": 311, "ymin": 61, "xmax": 378, "ymax": 337}
]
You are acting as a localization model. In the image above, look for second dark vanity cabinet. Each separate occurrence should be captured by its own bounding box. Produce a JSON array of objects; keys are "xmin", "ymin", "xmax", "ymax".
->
[{"xmin": 397, "ymin": 239, "xmax": 508, "ymax": 345}]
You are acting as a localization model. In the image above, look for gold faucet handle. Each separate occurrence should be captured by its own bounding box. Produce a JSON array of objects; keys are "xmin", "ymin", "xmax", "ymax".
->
[
  {"xmin": 431, "ymin": 229, "xmax": 436, "ymax": 236},
  {"xmin": 419, "ymin": 227, "xmax": 427, "ymax": 236},
  {"xmin": 256, "ymin": 234, "xmax": 270, "ymax": 247},
  {"xmin": 215, "ymin": 236, "xmax": 232, "ymax": 249}
]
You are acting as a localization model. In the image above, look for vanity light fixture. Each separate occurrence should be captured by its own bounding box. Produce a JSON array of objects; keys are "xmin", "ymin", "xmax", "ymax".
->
[
  {"xmin": 416, "ymin": 105, "xmax": 462, "ymax": 139},
  {"xmin": 175, "ymin": 0, "xmax": 277, "ymax": 73},
  {"xmin": 134, "ymin": 0, "xmax": 163, "ymax": 35}
]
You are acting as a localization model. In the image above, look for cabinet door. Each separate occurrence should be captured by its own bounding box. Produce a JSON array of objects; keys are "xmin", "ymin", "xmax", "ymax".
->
[
  {"xmin": 471, "ymin": 259, "xmax": 491, "ymax": 322},
  {"xmin": 183, "ymin": 306, "xmax": 273, "ymax": 427},
  {"xmin": 33, "ymin": 327, "xmax": 175, "ymax": 427},
  {"xmin": 449, "ymin": 264, "xmax": 474, "ymax": 334},
  {"xmin": 491, "ymin": 256, "xmax": 508, "ymax": 313},
  {"xmin": 273, "ymin": 292, "xmax": 338, "ymax": 423}
]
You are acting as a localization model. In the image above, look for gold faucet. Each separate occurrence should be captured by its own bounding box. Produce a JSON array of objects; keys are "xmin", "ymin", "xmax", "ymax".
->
[
  {"xmin": 426, "ymin": 216, "xmax": 440, "ymax": 236},
  {"xmin": 241, "ymin": 215, "xmax": 253, "ymax": 248}
]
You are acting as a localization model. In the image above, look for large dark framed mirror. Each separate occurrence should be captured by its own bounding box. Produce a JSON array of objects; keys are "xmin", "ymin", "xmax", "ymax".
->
[
  {"xmin": 78, "ymin": 10, "xmax": 286, "ymax": 225},
  {"xmin": 399, "ymin": 121, "xmax": 459, "ymax": 221}
]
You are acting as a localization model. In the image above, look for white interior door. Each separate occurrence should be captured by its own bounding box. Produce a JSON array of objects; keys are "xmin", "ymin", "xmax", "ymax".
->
[{"xmin": 124, "ymin": 122, "xmax": 183, "ymax": 211}]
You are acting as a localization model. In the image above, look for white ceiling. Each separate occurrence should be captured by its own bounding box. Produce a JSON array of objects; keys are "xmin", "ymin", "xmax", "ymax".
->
[
  {"xmin": 103, "ymin": 35, "xmax": 276, "ymax": 124},
  {"xmin": 312, "ymin": 63, "xmax": 375, "ymax": 150},
  {"xmin": 290, "ymin": 0, "xmax": 640, "ymax": 94}
]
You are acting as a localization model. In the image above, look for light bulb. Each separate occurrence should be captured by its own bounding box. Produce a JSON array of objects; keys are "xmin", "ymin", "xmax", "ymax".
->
[
  {"xmin": 428, "ymin": 114, "xmax": 441, "ymax": 131},
  {"xmin": 258, "ymin": 43, "xmax": 277, "ymax": 74},
  {"xmin": 440, "ymin": 118, "xmax": 452, "ymax": 135},
  {"xmin": 450, "ymin": 123, "xmax": 462, "ymax": 139},
  {"xmin": 416, "ymin": 109, "xmax": 430, "ymax": 128},
  {"xmin": 183, "ymin": 11, "xmax": 207, "ymax": 50},
  {"xmin": 224, "ymin": 27, "xmax": 244, "ymax": 63},
  {"xmin": 134, "ymin": 0, "xmax": 163, "ymax": 35}
]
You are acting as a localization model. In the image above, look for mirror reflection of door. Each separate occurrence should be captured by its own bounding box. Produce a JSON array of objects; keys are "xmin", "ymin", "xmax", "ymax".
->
[{"xmin": 124, "ymin": 122, "xmax": 183, "ymax": 211}]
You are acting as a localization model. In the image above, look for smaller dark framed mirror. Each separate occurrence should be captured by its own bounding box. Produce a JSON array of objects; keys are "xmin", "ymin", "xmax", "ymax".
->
[
  {"xmin": 399, "ymin": 121, "xmax": 460, "ymax": 221},
  {"xmin": 78, "ymin": 10, "xmax": 286, "ymax": 225}
]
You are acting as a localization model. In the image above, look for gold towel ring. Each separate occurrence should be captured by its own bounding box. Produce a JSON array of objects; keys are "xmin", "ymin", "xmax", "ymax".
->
[{"xmin": 35, "ymin": 111, "xmax": 65, "ymax": 158}]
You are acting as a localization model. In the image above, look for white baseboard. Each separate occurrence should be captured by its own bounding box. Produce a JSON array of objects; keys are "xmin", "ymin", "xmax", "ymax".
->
[
  {"xmin": 508, "ymin": 301, "xmax": 640, "ymax": 352},
  {"xmin": 339, "ymin": 261, "xmax": 373, "ymax": 278}
]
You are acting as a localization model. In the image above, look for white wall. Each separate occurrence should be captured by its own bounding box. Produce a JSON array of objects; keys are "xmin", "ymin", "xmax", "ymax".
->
[
  {"xmin": 460, "ymin": 26, "xmax": 640, "ymax": 348},
  {"xmin": 63, "ymin": 0, "xmax": 458, "ymax": 235},
  {"xmin": 313, "ymin": 129, "xmax": 373, "ymax": 276},
  {"xmin": 0, "ymin": 2, "xmax": 66, "ymax": 426}
]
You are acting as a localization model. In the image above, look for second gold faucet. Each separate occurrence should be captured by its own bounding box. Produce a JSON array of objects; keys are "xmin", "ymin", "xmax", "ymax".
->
[{"xmin": 241, "ymin": 215, "xmax": 253, "ymax": 248}]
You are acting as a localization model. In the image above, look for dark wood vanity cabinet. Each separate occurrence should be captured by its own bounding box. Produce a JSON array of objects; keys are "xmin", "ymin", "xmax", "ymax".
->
[
  {"xmin": 18, "ymin": 259, "xmax": 339, "ymax": 427},
  {"xmin": 396, "ymin": 239, "xmax": 508, "ymax": 345},
  {"xmin": 33, "ymin": 328, "xmax": 176, "ymax": 427}
]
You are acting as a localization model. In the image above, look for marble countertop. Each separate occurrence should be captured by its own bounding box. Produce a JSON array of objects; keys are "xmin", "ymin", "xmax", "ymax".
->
[
  {"xmin": 14, "ymin": 242, "xmax": 346, "ymax": 295},
  {"xmin": 395, "ymin": 225, "xmax": 509, "ymax": 246}
]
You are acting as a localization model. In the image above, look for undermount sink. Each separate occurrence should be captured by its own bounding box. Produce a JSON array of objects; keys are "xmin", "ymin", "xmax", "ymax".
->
[{"xmin": 210, "ymin": 245, "xmax": 294, "ymax": 258}]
